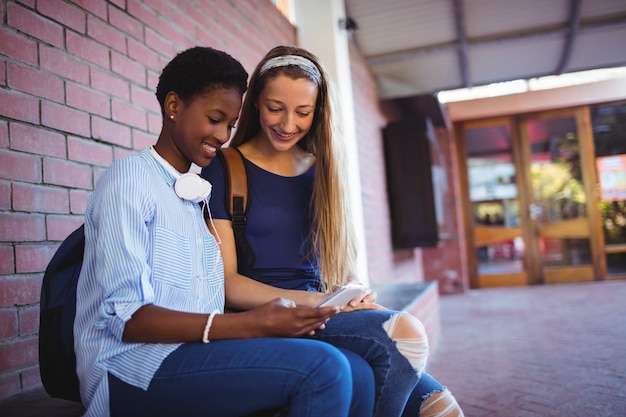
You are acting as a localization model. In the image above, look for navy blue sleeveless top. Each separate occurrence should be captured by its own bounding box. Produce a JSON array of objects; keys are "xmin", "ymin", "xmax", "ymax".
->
[{"xmin": 201, "ymin": 154, "xmax": 321, "ymax": 291}]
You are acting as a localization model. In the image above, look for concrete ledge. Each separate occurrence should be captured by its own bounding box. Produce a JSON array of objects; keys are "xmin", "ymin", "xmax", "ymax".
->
[
  {"xmin": 0, "ymin": 387, "xmax": 84, "ymax": 417},
  {"xmin": 374, "ymin": 281, "xmax": 441, "ymax": 351}
]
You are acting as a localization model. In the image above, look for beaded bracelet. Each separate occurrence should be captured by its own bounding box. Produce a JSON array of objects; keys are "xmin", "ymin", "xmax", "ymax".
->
[{"xmin": 202, "ymin": 310, "xmax": 220, "ymax": 343}]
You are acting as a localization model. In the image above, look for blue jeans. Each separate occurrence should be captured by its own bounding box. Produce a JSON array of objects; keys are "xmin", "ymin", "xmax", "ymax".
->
[
  {"xmin": 312, "ymin": 309, "xmax": 445, "ymax": 417},
  {"xmin": 108, "ymin": 338, "xmax": 374, "ymax": 417},
  {"xmin": 402, "ymin": 373, "xmax": 447, "ymax": 417}
]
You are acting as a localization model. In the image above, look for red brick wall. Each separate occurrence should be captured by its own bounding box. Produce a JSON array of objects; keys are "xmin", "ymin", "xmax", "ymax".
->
[
  {"xmin": 0, "ymin": 0, "xmax": 296, "ymax": 400},
  {"xmin": 349, "ymin": 43, "xmax": 468, "ymax": 294},
  {"xmin": 348, "ymin": 41, "xmax": 425, "ymax": 287},
  {"xmin": 421, "ymin": 127, "xmax": 468, "ymax": 294}
]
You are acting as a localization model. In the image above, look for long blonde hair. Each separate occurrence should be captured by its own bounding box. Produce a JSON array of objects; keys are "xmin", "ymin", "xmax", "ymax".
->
[{"xmin": 231, "ymin": 46, "xmax": 357, "ymax": 292}]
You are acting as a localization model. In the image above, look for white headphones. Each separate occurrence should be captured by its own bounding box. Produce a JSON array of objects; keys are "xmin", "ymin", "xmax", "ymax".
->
[{"xmin": 149, "ymin": 147, "xmax": 212, "ymax": 203}]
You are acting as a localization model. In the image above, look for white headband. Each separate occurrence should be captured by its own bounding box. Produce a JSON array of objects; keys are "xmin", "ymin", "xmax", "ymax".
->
[{"xmin": 258, "ymin": 55, "xmax": 322, "ymax": 84}]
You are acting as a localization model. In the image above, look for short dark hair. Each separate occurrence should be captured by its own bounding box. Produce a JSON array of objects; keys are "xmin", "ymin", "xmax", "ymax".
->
[{"xmin": 155, "ymin": 46, "xmax": 248, "ymax": 116}]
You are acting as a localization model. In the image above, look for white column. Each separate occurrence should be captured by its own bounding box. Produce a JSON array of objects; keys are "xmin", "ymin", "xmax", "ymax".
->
[{"xmin": 292, "ymin": 0, "xmax": 370, "ymax": 286}]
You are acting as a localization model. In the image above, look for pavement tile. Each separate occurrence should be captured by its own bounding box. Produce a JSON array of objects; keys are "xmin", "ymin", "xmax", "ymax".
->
[{"xmin": 427, "ymin": 280, "xmax": 626, "ymax": 417}]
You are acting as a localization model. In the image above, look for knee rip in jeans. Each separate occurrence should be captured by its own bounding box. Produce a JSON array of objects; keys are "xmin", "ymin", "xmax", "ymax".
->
[
  {"xmin": 420, "ymin": 388, "xmax": 464, "ymax": 417},
  {"xmin": 382, "ymin": 312, "xmax": 429, "ymax": 376}
]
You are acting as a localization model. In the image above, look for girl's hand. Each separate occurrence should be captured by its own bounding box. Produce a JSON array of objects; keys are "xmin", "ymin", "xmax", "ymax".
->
[
  {"xmin": 324, "ymin": 284, "xmax": 384, "ymax": 312},
  {"xmin": 252, "ymin": 298, "xmax": 340, "ymax": 337},
  {"xmin": 331, "ymin": 284, "xmax": 378, "ymax": 307},
  {"xmin": 341, "ymin": 301, "xmax": 388, "ymax": 312}
]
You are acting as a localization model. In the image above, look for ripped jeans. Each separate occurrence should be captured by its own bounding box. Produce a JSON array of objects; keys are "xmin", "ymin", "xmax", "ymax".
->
[{"xmin": 312, "ymin": 309, "xmax": 445, "ymax": 417}]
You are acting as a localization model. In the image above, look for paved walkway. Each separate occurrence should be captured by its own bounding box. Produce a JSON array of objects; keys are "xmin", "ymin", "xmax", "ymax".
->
[
  {"xmin": 2, "ymin": 280, "xmax": 624, "ymax": 416},
  {"xmin": 426, "ymin": 280, "xmax": 626, "ymax": 417}
]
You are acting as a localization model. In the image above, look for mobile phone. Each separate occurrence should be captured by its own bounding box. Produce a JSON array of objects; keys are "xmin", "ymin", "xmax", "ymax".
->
[{"xmin": 314, "ymin": 284, "xmax": 364, "ymax": 308}]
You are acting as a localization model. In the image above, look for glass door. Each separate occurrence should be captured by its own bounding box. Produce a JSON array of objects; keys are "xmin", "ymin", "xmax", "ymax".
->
[
  {"xmin": 591, "ymin": 102, "xmax": 626, "ymax": 278},
  {"xmin": 462, "ymin": 119, "xmax": 527, "ymax": 288},
  {"xmin": 518, "ymin": 108, "xmax": 604, "ymax": 284},
  {"xmin": 459, "ymin": 108, "xmax": 606, "ymax": 288}
]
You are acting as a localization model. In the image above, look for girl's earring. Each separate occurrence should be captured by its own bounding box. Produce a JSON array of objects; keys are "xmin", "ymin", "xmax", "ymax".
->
[{"xmin": 170, "ymin": 115, "xmax": 175, "ymax": 121}]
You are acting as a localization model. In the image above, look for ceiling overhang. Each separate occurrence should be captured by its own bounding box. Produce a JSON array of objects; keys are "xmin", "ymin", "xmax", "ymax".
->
[{"xmin": 345, "ymin": 0, "xmax": 626, "ymax": 100}]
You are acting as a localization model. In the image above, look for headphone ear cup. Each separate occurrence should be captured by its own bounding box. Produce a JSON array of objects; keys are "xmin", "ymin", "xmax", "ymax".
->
[{"xmin": 175, "ymin": 173, "xmax": 212, "ymax": 203}]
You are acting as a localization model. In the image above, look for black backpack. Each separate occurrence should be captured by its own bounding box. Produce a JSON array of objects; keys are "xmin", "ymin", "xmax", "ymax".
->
[
  {"xmin": 39, "ymin": 224, "xmax": 84, "ymax": 402},
  {"xmin": 38, "ymin": 149, "xmax": 253, "ymax": 403}
]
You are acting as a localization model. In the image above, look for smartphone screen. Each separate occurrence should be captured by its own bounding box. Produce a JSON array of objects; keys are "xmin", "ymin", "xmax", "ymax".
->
[{"xmin": 314, "ymin": 285, "xmax": 364, "ymax": 308}]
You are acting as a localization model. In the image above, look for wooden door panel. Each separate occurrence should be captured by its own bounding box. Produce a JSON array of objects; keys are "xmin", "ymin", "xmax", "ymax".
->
[
  {"xmin": 538, "ymin": 218, "xmax": 590, "ymax": 239},
  {"xmin": 474, "ymin": 226, "xmax": 523, "ymax": 247},
  {"xmin": 478, "ymin": 271, "xmax": 527, "ymax": 287},
  {"xmin": 544, "ymin": 265, "xmax": 594, "ymax": 284}
]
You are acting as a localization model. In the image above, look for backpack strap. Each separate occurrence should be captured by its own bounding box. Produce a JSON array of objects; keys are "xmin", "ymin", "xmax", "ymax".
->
[{"xmin": 217, "ymin": 147, "xmax": 256, "ymax": 272}]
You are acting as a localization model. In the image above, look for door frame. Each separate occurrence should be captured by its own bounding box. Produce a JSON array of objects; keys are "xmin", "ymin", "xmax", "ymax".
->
[{"xmin": 456, "ymin": 106, "xmax": 607, "ymax": 288}]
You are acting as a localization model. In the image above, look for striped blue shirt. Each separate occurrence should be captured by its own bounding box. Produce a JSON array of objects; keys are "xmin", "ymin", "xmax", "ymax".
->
[{"xmin": 74, "ymin": 149, "xmax": 224, "ymax": 417}]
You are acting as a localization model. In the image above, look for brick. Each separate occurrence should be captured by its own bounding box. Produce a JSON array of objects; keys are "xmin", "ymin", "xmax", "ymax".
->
[
  {"xmin": 147, "ymin": 112, "xmax": 162, "ymax": 135},
  {"xmin": 147, "ymin": 69, "xmax": 159, "ymax": 93},
  {"xmin": 232, "ymin": 0, "xmax": 259, "ymax": 22},
  {"xmin": 41, "ymin": 100, "xmax": 91, "ymax": 137},
  {"xmin": 67, "ymin": 31, "xmax": 109, "ymax": 69},
  {"xmin": 0, "ymin": 181, "xmax": 9, "ymax": 210},
  {"xmin": 73, "ymin": 0, "xmax": 107, "ymax": 20},
  {"xmin": 37, "ymin": 0, "xmax": 86, "ymax": 33},
  {"xmin": 68, "ymin": 136, "xmax": 113, "ymax": 167},
  {"xmin": 93, "ymin": 165, "xmax": 106, "ymax": 184},
  {"xmin": 0, "ymin": 27, "xmax": 38, "ymax": 66},
  {"xmin": 191, "ymin": 4, "xmax": 215, "ymax": 30},
  {"xmin": 0, "ymin": 275, "xmax": 42, "ymax": 307},
  {"xmin": 0, "ymin": 89, "xmax": 40, "ymax": 125},
  {"xmin": 6, "ymin": 62, "xmax": 64, "ymax": 103},
  {"xmin": 9, "ymin": 123, "xmax": 66, "ymax": 159},
  {"xmin": 0, "ymin": 310, "xmax": 17, "ymax": 340},
  {"xmin": 145, "ymin": 27, "xmax": 175, "ymax": 58},
  {"xmin": 132, "ymin": 129, "xmax": 157, "ymax": 151},
  {"xmin": 20, "ymin": 366, "xmax": 42, "ymax": 391},
  {"xmin": 111, "ymin": 51, "xmax": 146, "ymax": 86},
  {"xmin": 0, "ymin": 59, "xmax": 5, "ymax": 86},
  {"xmin": 197, "ymin": 26, "xmax": 221, "ymax": 51},
  {"xmin": 0, "ymin": 337, "xmax": 38, "ymax": 372},
  {"xmin": 128, "ymin": 39, "xmax": 160, "ymax": 72},
  {"xmin": 91, "ymin": 67, "xmax": 130, "ymax": 101},
  {"xmin": 0, "ymin": 120, "xmax": 7, "ymax": 148},
  {"xmin": 157, "ymin": 16, "xmax": 187, "ymax": 46},
  {"xmin": 112, "ymin": 100, "xmax": 147, "ymax": 130},
  {"xmin": 173, "ymin": 2, "xmax": 197, "ymax": 30},
  {"xmin": 12, "ymin": 182, "xmax": 70, "ymax": 214},
  {"xmin": 15, "ymin": 0, "xmax": 35, "ymax": 8},
  {"xmin": 43, "ymin": 158, "xmax": 92, "ymax": 189},
  {"xmin": 87, "ymin": 14, "xmax": 126, "ymax": 53},
  {"xmin": 0, "ymin": 245, "xmax": 14, "ymax": 274},
  {"xmin": 18, "ymin": 306, "xmax": 39, "ymax": 337},
  {"xmin": 15, "ymin": 244, "xmax": 57, "ymax": 273},
  {"xmin": 108, "ymin": 0, "xmax": 124, "ymax": 9},
  {"xmin": 127, "ymin": 0, "xmax": 159, "ymax": 28},
  {"xmin": 0, "ymin": 374, "xmax": 21, "ymax": 401},
  {"xmin": 46, "ymin": 214, "xmax": 84, "ymax": 241},
  {"xmin": 131, "ymin": 84, "xmax": 160, "ymax": 114},
  {"xmin": 214, "ymin": 9, "xmax": 241, "ymax": 44},
  {"xmin": 7, "ymin": 2, "xmax": 64, "ymax": 48},
  {"xmin": 113, "ymin": 147, "xmax": 136, "ymax": 162},
  {"xmin": 108, "ymin": 4, "xmax": 143, "ymax": 40},
  {"xmin": 66, "ymin": 82, "xmax": 111, "ymax": 118},
  {"xmin": 91, "ymin": 116, "xmax": 132, "ymax": 148},
  {"xmin": 0, "ymin": 150, "xmax": 42, "ymax": 183},
  {"xmin": 0, "ymin": 212, "xmax": 46, "ymax": 242},
  {"xmin": 40, "ymin": 45, "xmax": 89, "ymax": 85},
  {"xmin": 143, "ymin": 0, "xmax": 171, "ymax": 17},
  {"xmin": 69, "ymin": 189, "xmax": 90, "ymax": 214}
]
